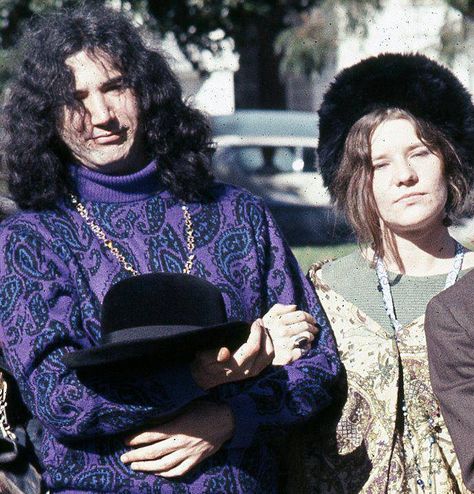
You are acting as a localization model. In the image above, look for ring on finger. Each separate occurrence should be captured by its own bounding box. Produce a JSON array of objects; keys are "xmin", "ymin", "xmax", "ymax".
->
[{"xmin": 293, "ymin": 335, "xmax": 310, "ymax": 350}]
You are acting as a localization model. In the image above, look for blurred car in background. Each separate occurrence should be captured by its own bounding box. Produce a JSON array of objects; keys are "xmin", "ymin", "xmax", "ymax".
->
[{"xmin": 210, "ymin": 110, "xmax": 354, "ymax": 245}]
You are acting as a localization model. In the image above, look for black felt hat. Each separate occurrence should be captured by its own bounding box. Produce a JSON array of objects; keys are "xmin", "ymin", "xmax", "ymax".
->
[
  {"xmin": 63, "ymin": 273, "xmax": 250, "ymax": 369},
  {"xmin": 318, "ymin": 52, "xmax": 474, "ymax": 196}
]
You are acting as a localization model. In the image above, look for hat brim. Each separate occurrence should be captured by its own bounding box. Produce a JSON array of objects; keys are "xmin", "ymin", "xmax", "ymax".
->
[{"xmin": 63, "ymin": 320, "xmax": 250, "ymax": 369}]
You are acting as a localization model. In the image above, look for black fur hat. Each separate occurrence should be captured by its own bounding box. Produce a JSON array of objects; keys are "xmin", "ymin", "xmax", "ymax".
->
[{"xmin": 318, "ymin": 52, "xmax": 474, "ymax": 196}]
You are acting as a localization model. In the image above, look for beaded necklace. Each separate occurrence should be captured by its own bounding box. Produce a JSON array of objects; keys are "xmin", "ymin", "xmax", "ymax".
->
[{"xmin": 375, "ymin": 241, "xmax": 465, "ymax": 492}]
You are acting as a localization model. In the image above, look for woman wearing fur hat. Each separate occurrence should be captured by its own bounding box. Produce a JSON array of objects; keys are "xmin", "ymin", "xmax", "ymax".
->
[{"xmin": 288, "ymin": 53, "xmax": 474, "ymax": 493}]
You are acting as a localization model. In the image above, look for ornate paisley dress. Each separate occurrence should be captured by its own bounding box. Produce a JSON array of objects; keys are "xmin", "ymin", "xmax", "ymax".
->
[{"xmin": 292, "ymin": 262, "xmax": 469, "ymax": 493}]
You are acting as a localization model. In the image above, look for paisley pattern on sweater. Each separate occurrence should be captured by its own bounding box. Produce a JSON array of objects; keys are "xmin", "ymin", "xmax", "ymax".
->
[{"xmin": 0, "ymin": 175, "xmax": 339, "ymax": 493}]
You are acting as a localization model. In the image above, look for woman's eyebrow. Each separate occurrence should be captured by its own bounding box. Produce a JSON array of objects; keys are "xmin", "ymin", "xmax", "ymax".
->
[
  {"xmin": 372, "ymin": 152, "xmax": 389, "ymax": 161},
  {"xmin": 406, "ymin": 143, "xmax": 426, "ymax": 151},
  {"xmin": 372, "ymin": 142, "xmax": 426, "ymax": 161}
]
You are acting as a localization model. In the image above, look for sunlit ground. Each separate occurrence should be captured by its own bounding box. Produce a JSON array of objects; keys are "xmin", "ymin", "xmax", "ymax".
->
[
  {"xmin": 291, "ymin": 243, "xmax": 357, "ymax": 273},
  {"xmin": 292, "ymin": 231, "xmax": 474, "ymax": 274}
]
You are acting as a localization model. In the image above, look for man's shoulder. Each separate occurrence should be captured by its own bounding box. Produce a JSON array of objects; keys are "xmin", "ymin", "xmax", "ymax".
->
[
  {"xmin": 209, "ymin": 181, "xmax": 266, "ymax": 208},
  {"xmin": 0, "ymin": 207, "xmax": 64, "ymax": 239}
]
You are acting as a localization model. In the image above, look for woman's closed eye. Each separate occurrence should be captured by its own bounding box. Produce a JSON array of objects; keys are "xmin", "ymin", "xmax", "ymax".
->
[
  {"xmin": 373, "ymin": 161, "xmax": 390, "ymax": 170},
  {"xmin": 409, "ymin": 148, "xmax": 431, "ymax": 159}
]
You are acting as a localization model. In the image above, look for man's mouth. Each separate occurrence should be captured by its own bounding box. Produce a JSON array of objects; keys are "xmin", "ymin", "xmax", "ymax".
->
[{"xmin": 89, "ymin": 127, "xmax": 128, "ymax": 144}]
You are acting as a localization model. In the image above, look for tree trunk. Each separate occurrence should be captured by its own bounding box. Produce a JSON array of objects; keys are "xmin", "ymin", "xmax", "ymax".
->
[{"xmin": 234, "ymin": 20, "xmax": 286, "ymax": 109}]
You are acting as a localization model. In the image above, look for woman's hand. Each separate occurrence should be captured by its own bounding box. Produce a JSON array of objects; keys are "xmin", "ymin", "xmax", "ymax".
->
[
  {"xmin": 263, "ymin": 304, "xmax": 319, "ymax": 365},
  {"xmin": 191, "ymin": 318, "xmax": 274, "ymax": 390},
  {"xmin": 120, "ymin": 401, "xmax": 234, "ymax": 477}
]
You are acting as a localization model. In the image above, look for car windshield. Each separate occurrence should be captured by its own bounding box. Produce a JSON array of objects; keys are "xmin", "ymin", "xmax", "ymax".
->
[
  {"xmin": 211, "ymin": 110, "xmax": 319, "ymax": 175},
  {"xmin": 215, "ymin": 145, "xmax": 317, "ymax": 174}
]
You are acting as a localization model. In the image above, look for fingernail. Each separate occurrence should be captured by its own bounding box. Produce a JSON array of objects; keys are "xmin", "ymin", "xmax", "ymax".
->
[{"xmin": 120, "ymin": 454, "xmax": 129, "ymax": 463}]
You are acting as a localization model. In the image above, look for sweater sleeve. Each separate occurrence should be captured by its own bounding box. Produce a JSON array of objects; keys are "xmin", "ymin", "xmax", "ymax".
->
[
  {"xmin": 0, "ymin": 221, "xmax": 206, "ymax": 442},
  {"xmin": 221, "ymin": 199, "xmax": 341, "ymax": 449},
  {"xmin": 425, "ymin": 295, "xmax": 474, "ymax": 492}
]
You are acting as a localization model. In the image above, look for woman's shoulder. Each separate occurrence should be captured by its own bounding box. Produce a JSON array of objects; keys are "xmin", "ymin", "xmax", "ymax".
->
[{"xmin": 308, "ymin": 250, "xmax": 367, "ymax": 287}]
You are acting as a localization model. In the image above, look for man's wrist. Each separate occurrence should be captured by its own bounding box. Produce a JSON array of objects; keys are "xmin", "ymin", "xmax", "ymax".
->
[
  {"xmin": 217, "ymin": 403, "xmax": 235, "ymax": 443},
  {"xmin": 190, "ymin": 357, "xmax": 226, "ymax": 391}
]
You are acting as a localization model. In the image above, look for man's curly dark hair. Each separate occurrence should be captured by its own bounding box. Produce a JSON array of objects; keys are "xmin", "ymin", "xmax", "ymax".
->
[{"xmin": 2, "ymin": 5, "xmax": 215, "ymax": 210}]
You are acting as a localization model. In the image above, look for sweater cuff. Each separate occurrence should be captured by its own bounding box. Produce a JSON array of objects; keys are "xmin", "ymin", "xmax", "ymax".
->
[{"xmin": 222, "ymin": 393, "xmax": 258, "ymax": 449}]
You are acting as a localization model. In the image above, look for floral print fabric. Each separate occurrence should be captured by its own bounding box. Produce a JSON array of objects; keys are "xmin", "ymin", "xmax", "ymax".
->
[{"xmin": 295, "ymin": 262, "xmax": 468, "ymax": 494}]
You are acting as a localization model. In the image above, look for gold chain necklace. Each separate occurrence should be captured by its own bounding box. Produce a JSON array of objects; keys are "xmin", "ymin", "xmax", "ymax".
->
[
  {"xmin": 69, "ymin": 194, "xmax": 196, "ymax": 275},
  {"xmin": 0, "ymin": 373, "xmax": 15, "ymax": 441}
]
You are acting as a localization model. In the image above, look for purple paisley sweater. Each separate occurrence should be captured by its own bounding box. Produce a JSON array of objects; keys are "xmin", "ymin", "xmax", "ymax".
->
[{"xmin": 0, "ymin": 162, "xmax": 340, "ymax": 493}]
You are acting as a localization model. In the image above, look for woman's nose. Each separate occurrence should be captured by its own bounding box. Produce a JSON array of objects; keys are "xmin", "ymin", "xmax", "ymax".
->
[{"xmin": 394, "ymin": 158, "xmax": 418, "ymax": 186}]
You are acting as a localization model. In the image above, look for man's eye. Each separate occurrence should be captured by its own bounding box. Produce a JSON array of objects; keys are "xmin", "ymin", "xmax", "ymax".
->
[
  {"xmin": 73, "ymin": 92, "xmax": 87, "ymax": 101},
  {"xmin": 105, "ymin": 81, "xmax": 125, "ymax": 92}
]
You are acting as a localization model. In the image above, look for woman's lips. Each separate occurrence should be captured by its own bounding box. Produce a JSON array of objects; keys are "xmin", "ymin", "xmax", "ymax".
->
[{"xmin": 395, "ymin": 192, "xmax": 426, "ymax": 204}]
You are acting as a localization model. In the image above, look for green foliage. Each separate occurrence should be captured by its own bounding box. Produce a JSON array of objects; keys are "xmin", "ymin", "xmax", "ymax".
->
[
  {"xmin": 0, "ymin": 0, "xmax": 329, "ymax": 72},
  {"xmin": 446, "ymin": 0, "xmax": 474, "ymax": 18},
  {"xmin": 274, "ymin": 0, "xmax": 383, "ymax": 79},
  {"xmin": 438, "ymin": 1, "xmax": 474, "ymax": 66},
  {"xmin": 274, "ymin": 0, "xmax": 471, "ymax": 79},
  {"xmin": 275, "ymin": 5, "xmax": 337, "ymax": 78},
  {"xmin": 0, "ymin": 0, "xmax": 107, "ymax": 48},
  {"xmin": 338, "ymin": 0, "xmax": 382, "ymax": 35},
  {"xmin": 0, "ymin": 0, "xmax": 388, "ymax": 75},
  {"xmin": 139, "ymin": 0, "xmax": 326, "ymax": 72},
  {"xmin": 2, "ymin": 0, "xmax": 470, "ymax": 88},
  {"xmin": 439, "ymin": 15, "xmax": 464, "ymax": 65}
]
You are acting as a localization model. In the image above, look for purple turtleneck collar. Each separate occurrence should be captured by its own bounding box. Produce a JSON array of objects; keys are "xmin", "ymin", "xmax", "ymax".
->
[{"xmin": 69, "ymin": 161, "xmax": 162, "ymax": 203}]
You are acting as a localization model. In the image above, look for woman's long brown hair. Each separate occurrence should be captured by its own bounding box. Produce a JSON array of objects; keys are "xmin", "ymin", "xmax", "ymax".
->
[{"xmin": 331, "ymin": 108, "xmax": 469, "ymax": 264}]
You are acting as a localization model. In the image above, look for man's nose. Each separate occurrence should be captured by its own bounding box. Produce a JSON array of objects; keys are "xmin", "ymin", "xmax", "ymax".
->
[{"xmin": 87, "ymin": 94, "xmax": 114, "ymax": 126}]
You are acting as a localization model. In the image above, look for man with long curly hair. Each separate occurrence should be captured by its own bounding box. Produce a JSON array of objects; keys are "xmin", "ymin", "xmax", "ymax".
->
[{"xmin": 0, "ymin": 5, "xmax": 339, "ymax": 493}]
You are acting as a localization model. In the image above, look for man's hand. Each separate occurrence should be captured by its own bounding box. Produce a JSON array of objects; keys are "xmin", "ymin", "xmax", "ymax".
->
[
  {"xmin": 191, "ymin": 318, "xmax": 274, "ymax": 390},
  {"xmin": 263, "ymin": 304, "xmax": 319, "ymax": 365},
  {"xmin": 120, "ymin": 401, "xmax": 234, "ymax": 477}
]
